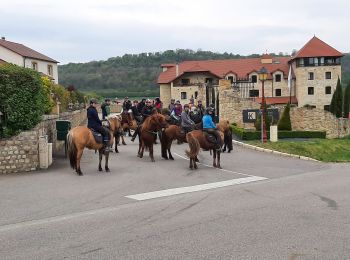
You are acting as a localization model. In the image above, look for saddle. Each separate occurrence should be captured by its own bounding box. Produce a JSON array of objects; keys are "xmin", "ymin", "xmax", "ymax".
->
[
  {"xmin": 90, "ymin": 129, "xmax": 103, "ymax": 144},
  {"xmin": 203, "ymin": 131, "xmax": 217, "ymax": 144}
]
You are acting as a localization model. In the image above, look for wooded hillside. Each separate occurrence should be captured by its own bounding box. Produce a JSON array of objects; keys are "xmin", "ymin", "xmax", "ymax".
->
[{"xmin": 58, "ymin": 50, "xmax": 350, "ymax": 97}]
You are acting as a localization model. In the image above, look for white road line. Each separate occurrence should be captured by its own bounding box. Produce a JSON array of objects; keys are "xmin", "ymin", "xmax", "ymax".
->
[
  {"xmin": 173, "ymin": 152, "xmax": 256, "ymax": 177},
  {"xmin": 125, "ymin": 176, "xmax": 267, "ymax": 201}
]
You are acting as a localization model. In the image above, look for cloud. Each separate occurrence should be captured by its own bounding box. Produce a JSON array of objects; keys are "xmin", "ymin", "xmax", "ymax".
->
[{"xmin": 1, "ymin": 0, "xmax": 349, "ymax": 64}]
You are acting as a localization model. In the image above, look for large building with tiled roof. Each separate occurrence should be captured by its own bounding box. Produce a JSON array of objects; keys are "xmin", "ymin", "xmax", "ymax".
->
[
  {"xmin": 0, "ymin": 37, "xmax": 59, "ymax": 83},
  {"xmin": 158, "ymin": 36, "xmax": 343, "ymax": 111}
]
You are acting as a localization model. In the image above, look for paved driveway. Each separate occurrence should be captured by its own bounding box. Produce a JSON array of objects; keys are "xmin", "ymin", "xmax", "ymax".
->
[{"xmin": 0, "ymin": 137, "xmax": 349, "ymax": 259}]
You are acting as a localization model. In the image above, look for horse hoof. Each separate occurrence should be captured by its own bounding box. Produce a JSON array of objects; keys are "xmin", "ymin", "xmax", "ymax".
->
[
  {"xmin": 169, "ymin": 157, "xmax": 174, "ymax": 160},
  {"xmin": 163, "ymin": 157, "xmax": 169, "ymax": 160},
  {"xmin": 105, "ymin": 168, "xmax": 110, "ymax": 172},
  {"xmin": 213, "ymin": 164, "xmax": 217, "ymax": 168},
  {"xmin": 122, "ymin": 142, "xmax": 126, "ymax": 145},
  {"xmin": 98, "ymin": 167, "xmax": 102, "ymax": 172},
  {"xmin": 194, "ymin": 165, "xmax": 198, "ymax": 169},
  {"xmin": 115, "ymin": 150, "xmax": 119, "ymax": 153},
  {"xmin": 151, "ymin": 159, "xmax": 155, "ymax": 162},
  {"xmin": 77, "ymin": 171, "xmax": 83, "ymax": 176}
]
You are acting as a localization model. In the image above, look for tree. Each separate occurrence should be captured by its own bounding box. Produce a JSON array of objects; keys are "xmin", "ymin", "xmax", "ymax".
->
[
  {"xmin": 277, "ymin": 103, "xmax": 292, "ymax": 131},
  {"xmin": 343, "ymin": 81, "xmax": 350, "ymax": 118},
  {"xmin": 330, "ymin": 77, "xmax": 343, "ymax": 118}
]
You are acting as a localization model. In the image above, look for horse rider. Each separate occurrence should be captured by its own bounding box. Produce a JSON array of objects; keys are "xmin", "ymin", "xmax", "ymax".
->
[
  {"xmin": 181, "ymin": 104, "xmax": 195, "ymax": 133},
  {"xmin": 202, "ymin": 107, "xmax": 221, "ymax": 151},
  {"xmin": 131, "ymin": 99, "xmax": 155, "ymax": 142},
  {"xmin": 168, "ymin": 98, "xmax": 175, "ymax": 112},
  {"xmin": 131, "ymin": 100, "xmax": 142, "ymax": 123},
  {"xmin": 197, "ymin": 100, "xmax": 205, "ymax": 119},
  {"xmin": 101, "ymin": 98, "xmax": 111, "ymax": 120},
  {"xmin": 122, "ymin": 97, "xmax": 132, "ymax": 112},
  {"xmin": 137, "ymin": 98, "xmax": 146, "ymax": 114},
  {"xmin": 87, "ymin": 99, "xmax": 112, "ymax": 152}
]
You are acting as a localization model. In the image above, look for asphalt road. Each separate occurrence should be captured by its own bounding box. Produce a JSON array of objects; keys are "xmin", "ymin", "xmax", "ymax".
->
[{"xmin": 0, "ymin": 136, "xmax": 349, "ymax": 259}]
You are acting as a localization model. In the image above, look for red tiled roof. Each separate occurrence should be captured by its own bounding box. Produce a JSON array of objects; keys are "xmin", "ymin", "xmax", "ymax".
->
[
  {"xmin": 158, "ymin": 57, "xmax": 291, "ymax": 84},
  {"xmin": 255, "ymin": 96, "xmax": 298, "ymax": 105},
  {"xmin": 161, "ymin": 63, "xmax": 176, "ymax": 67},
  {"xmin": 0, "ymin": 39, "xmax": 59, "ymax": 63},
  {"xmin": 292, "ymin": 36, "xmax": 343, "ymax": 59}
]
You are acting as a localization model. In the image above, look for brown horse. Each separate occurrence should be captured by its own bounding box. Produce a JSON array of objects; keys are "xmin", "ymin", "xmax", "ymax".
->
[
  {"xmin": 138, "ymin": 113, "xmax": 168, "ymax": 162},
  {"xmin": 160, "ymin": 123, "xmax": 202, "ymax": 160},
  {"xmin": 117, "ymin": 112, "xmax": 138, "ymax": 146},
  {"xmin": 185, "ymin": 132, "xmax": 201, "ymax": 170},
  {"xmin": 185, "ymin": 120, "xmax": 231, "ymax": 169},
  {"xmin": 67, "ymin": 116, "xmax": 122, "ymax": 176}
]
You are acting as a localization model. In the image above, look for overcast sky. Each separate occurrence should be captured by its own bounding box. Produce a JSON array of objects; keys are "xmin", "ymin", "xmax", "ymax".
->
[{"xmin": 1, "ymin": 0, "xmax": 349, "ymax": 64}]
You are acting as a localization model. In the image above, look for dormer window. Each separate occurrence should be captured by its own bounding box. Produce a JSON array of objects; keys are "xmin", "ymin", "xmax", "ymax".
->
[
  {"xmin": 275, "ymin": 74, "xmax": 281, "ymax": 82},
  {"xmin": 251, "ymin": 75, "xmax": 257, "ymax": 83},
  {"xmin": 227, "ymin": 76, "xmax": 234, "ymax": 83}
]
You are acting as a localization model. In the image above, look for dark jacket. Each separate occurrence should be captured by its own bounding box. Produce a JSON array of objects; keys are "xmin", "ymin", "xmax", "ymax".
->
[
  {"xmin": 137, "ymin": 101, "xmax": 145, "ymax": 113},
  {"xmin": 123, "ymin": 100, "xmax": 132, "ymax": 111},
  {"xmin": 141, "ymin": 105, "xmax": 155, "ymax": 119},
  {"xmin": 131, "ymin": 105, "xmax": 140, "ymax": 117},
  {"xmin": 87, "ymin": 106, "xmax": 102, "ymax": 129},
  {"xmin": 101, "ymin": 102, "xmax": 110, "ymax": 119}
]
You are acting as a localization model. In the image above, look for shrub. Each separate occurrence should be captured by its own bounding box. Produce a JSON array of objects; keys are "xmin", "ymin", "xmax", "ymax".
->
[
  {"xmin": 231, "ymin": 124, "xmax": 325, "ymax": 140},
  {"xmin": 278, "ymin": 103, "xmax": 292, "ymax": 130},
  {"xmin": 0, "ymin": 64, "xmax": 47, "ymax": 137}
]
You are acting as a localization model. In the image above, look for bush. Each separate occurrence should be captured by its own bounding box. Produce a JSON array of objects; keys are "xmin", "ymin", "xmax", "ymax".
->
[
  {"xmin": 231, "ymin": 124, "xmax": 326, "ymax": 140},
  {"xmin": 278, "ymin": 103, "xmax": 292, "ymax": 130},
  {"xmin": 0, "ymin": 64, "xmax": 48, "ymax": 137}
]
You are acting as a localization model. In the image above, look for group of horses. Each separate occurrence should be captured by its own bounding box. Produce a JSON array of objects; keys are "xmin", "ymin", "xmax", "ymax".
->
[{"xmin": 66, "ymin": 111, "xmax": 233, "ymax": 175}]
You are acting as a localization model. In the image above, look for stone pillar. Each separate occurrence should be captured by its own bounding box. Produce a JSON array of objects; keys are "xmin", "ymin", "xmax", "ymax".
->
[
  {"xmin": 270, "ymin": 125, "xmax": 278, "ymax": 142},
  {"xmin": 39, "ymin": 135, "xmax": 49, "ymax": 169}
]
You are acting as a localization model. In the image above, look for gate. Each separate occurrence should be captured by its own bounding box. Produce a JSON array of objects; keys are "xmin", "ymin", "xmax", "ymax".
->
[{"xmin": 205, "ymin": 84, "xmax": 219, "ymax": 123}]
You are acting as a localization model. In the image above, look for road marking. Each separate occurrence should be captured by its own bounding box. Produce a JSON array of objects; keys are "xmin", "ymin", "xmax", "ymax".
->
[
  {"xmin": 125, "ymin": 176, "xmax": 267, "ymax": 201},
  {"xmin": 173, "ymin": 152, "xmax": 256, "ymax": 177}
]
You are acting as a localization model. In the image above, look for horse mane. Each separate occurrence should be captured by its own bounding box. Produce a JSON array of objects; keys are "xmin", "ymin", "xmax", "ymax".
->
[{"xmin": 142, "ymin": 113, "xmax": 165, "ymax": 131}]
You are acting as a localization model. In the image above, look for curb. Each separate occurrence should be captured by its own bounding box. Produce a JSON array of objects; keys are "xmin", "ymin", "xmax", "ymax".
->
[{"xmin": 232, "ymin": 140, "xmax": 320, "ymax": 162}]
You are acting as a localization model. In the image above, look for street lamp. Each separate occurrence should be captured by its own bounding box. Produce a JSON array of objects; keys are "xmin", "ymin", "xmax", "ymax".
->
[{"xmin": 258, "ymin": 67, "xmax": 268, "ymax": 143}]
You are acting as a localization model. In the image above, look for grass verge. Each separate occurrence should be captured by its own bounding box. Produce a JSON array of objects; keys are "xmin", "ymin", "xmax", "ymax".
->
[{"xmin": 247, "ymin": 138, "xmax": 350, "ymax": 162}]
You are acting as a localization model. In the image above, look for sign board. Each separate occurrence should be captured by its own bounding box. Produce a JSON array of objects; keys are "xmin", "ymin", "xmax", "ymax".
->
[{"xmin": 243, "ymin": 109, "xmax": 279, "ymax": 123}]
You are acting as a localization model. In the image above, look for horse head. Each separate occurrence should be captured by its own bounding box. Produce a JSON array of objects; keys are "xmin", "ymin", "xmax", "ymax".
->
[{"xmin": 151, "ymin": 113, "xmax": 169, "ymax": 130}]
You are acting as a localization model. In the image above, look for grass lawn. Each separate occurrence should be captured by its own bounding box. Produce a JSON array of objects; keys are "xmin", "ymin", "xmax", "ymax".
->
[{"xmin": 248, "ymin": 138, "xmax": 350, "ymax": 162}]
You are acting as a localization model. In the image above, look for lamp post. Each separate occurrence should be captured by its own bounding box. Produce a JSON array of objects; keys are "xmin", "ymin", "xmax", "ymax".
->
[{"xmin": 258, "ymin": 67, "xmax": 268, "ymax": 143}]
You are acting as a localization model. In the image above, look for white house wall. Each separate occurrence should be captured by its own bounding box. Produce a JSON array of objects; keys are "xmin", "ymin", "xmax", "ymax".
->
[
  {"xmin": 0, "ymin": 46, "xmax": 24, "ymax": 66},
  {"xmin": 24, "ymin": 58, "xmax": 58, "ymax": 84}
]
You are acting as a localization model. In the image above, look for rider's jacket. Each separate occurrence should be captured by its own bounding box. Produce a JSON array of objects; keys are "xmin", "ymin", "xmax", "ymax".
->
[
  {"xmin": 181, "ymin": 111, "xmax": 195, "ymax": 128},
  {"xmin": 131, "ymin": 105, "xmax": 140, "ymax": 116},
  {"xmin": 202, "ymin": 114, "xmax": 216, "ymax": 129},
  {"xmin": 141, "ymin": 105, "xmax": 155, "ymax": 118},
  {"xmin": 87, "ymin": 106, "xmax": 102, "ymax": 129}
]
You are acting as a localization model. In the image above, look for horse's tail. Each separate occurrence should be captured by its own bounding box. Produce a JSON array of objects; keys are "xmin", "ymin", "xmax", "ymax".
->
[
  {"xmin": 185, "ymin": 132, "xmax": 200, "ymax": 159},
  {"xmin": 67, "ymin": 131, "xmax": 77, "ymax": 170}
]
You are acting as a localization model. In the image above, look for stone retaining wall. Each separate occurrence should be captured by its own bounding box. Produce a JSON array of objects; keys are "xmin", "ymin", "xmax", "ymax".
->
[
  {"xmin": 0, "ymin": 109, "xmax": 87, "ymax": 174},
  {"xmin": 218, "ymin": 80, "xmax": 350, "ymax": 138}
]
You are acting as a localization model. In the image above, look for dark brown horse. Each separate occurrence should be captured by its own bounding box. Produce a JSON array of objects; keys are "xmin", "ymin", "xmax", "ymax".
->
[
  {"xmin": 138, "ymin": 113, "xmax": 168, "ymax": 162},
  {"xmin": 67, "ymin": 116, "xmax": 122, "ymax": 175},
  {"xmin": 160, "ymin": 123, "xmax": 202, "ymax": 160},
  {"xmin": 185, "ymin": 120, "xmax": 231, "ymax": 169}
]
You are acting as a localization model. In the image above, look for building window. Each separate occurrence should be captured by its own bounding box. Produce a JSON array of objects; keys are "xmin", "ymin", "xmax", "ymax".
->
[
  {"xmin": 227, "ymin": 76, "xmax": 234, "ymax": 83},
  {"xmin": 251, "ymin": 75, "xmax": 257, "ymax": 83},
  {"xmin": 324, "ymin": 105, "xmax": 330, "ymax": 111},
  {"xmin": 249, "ymin": 89, "xmax": 259, "ymax": 97},
  {"xmin": 275, "ymin": 74, "xmax": 281, "ymax": 82},
  {"xmin": 47, "ymin": 65, "xmax": 53, "ymax": 76},
  {"xmin": 205, "ymin": 78, "xmax": 213, "ymax": 84},
  {"xmin": 308, "ymin": 72, "xmax": 314, "ymax": 80},
  {"xmin": 181, "ymin": 78, "xmax": 190, "ymax": 85},
  {"xmin": 325, "ymin": 86, "xmax": 332, "ymax": 95},
  {"xmin": 181, "ymin": 92, "xmax": 187, "ymax": 100},
  {"xmin": 325, "ymin": 72, "xmax": 332, "ymax": 79},
  {"xmin": 194, "ymin": 91, "xmax": 198, "ymax": 99},
  {"xmin": 308, "ymin": 87, "xmax": 314, "ymax": 95},
  {"xmin": 275, "ymin": 89, "xmax": 281, "ymax": 96},
  {"xmin": 32, "ymin": 62, "xmax": 38, "ymax": 71}
]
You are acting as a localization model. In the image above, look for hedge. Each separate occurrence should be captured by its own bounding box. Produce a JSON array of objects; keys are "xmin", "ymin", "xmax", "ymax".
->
[
  {"xmin": 231, "ymin": 125, "xmax": 326, "ymax": 140},
  {"xmin": 0, "ymin": 64, "xmax": 48, "ymax": 137}
]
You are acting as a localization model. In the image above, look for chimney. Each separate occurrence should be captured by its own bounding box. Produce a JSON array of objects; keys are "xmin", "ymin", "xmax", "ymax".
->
[
  {"xmin": 176, "ymin": 63, "xmax": 179, "ymax": 77},
  {"xmin": 1, "ymin": 37, "xmax": 5, "ymax": 40}
]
